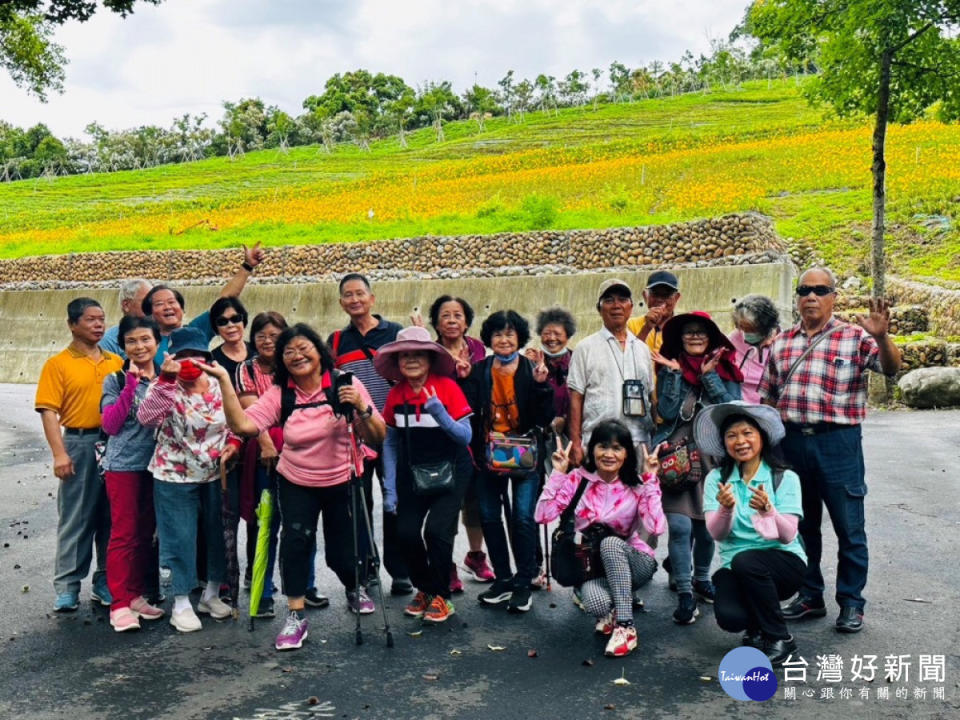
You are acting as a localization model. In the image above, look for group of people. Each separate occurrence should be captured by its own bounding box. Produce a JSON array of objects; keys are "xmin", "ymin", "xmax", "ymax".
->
[{"xmin": 36, "ymin": 245, "xmax": 900, "ymax": 662}]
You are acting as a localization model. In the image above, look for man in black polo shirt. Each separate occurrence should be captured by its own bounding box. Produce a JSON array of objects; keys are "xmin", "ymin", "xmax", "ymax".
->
[{"xmin": 327, "ymin": 273, "xmax": 413, "ymax": 595}]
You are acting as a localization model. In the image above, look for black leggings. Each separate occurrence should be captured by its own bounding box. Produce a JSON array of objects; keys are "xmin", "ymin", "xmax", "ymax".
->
[
  {"xmin": 713, "ymin": 549, "xmax": 806, "ymax": 641},
  {"xmin": 277, "ymin": 475, "xmax": 357, "ymax": 598}
]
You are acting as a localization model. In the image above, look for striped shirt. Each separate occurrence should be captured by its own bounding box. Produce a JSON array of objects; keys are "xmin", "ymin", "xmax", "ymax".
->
[
  {"xmin": 758, "ymin": 317, "xmax": 881, "ymax": 425},
  {"xmin": 328, "ymin": 316, "xmax": 401, "ymax": 412}
]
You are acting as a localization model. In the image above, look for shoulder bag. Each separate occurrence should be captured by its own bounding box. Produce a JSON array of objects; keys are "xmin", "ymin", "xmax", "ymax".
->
[{"xmin": 403, "ymin": 403, "xmax": 455, "ymax": 496}]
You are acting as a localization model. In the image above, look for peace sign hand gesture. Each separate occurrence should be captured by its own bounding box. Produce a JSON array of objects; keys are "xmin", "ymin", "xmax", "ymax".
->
[
  {"xmin": 551, "ymin": 435, "xmax": 574, "ymax": 475},
  {"xmin": 530, "ymin": 350, "xmax": 549, "ymax": 383},
  {"xmin": 641, "ymin": 442, "xmax": 664, "ymax": 476}
]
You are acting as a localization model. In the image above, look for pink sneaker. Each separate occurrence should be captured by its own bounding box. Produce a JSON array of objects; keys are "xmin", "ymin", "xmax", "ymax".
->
[
  {"xmin": 450, "ymin": 565, "xmax": 464, "ymax": 594},
  {"xmin": 110, "ymin": 607, "xmax": 141, "ymax": 633},
  {"xmin": 464, "ymin": 551, "xmax": 495, "ymax": 583},
  {"xmin": 130, "ymin": 596, "xmax": 165, "ymax": 620}
]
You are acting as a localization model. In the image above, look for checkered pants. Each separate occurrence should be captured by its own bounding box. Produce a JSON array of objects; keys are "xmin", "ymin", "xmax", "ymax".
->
[{"xmin": 581, "ymin": 535, "xmax": 657, "ymax": 624}]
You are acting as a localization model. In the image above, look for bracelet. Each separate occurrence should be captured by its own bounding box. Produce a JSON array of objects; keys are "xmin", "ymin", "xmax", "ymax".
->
[{"xmin": 241, "ymin": 261, "xmax": 255, "ymax": 273}]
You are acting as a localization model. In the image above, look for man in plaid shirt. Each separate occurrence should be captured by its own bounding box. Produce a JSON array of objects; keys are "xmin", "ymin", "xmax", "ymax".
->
[{"xmin": 759, "ymin": 267, "xmax": 901, "ymax": 634}]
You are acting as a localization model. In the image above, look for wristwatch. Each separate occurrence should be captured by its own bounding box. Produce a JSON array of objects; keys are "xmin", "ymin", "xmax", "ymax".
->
[
  {"xmin": 358, "ymin": 405, "xmax": 374, "ymax": 420},
  {"xmin": 241, "ymin": 261, "xmax": 255, "ymax": 273}
]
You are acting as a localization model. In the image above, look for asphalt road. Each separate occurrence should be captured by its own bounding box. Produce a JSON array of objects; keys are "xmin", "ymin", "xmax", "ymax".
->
[{"xmin": 0, "ymin": 383, "xmax": 957, "ymax": 720}]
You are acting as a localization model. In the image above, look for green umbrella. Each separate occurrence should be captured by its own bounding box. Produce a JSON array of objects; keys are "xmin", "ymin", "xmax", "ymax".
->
[{"xmin": 248, "ymin": 485, "xmax": 274, "ymax": 631}]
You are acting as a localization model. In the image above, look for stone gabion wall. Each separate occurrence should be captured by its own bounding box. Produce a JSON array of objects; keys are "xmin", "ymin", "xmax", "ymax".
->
[
  {"xmin": 886, "ymin": 278, "xmax": 960, "ymax": 338},
  {"xmin": 835, "ymin": 305, "xmax": 928, "ymax": 336},
  {"xmin": 0, "ymin": 213, "xmax": 781, "ymax": 287},
  {"xmin": 898, "ymin": 341, "xmax": 960, "ymax": 372}
]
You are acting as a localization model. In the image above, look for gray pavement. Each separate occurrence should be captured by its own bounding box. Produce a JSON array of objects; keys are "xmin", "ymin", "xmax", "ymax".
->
[{"xmin": 0, "ymin": 382, "xmax": 957, "ymax": 720}]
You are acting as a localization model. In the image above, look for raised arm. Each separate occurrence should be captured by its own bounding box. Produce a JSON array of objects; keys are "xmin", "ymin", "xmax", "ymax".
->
[{"xmin": 219, "ymin": 243, "xmax": 265, "ymax": 299}]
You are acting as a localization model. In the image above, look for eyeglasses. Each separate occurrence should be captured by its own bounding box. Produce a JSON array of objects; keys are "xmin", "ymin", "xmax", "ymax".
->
[
  {"xmin": 682, "ymin": 330, "xmax": 708, "ymax": 339},
  {"xmin": 282, "ymin": 344, "xmax": 316, "ymax": 359},
  {"xmin": 215, "ymin": 315, "xmax": 244, "ymax": 327},
  {"xmin": 254, "ymin": 333, "xmax": 280, "ymax": 343},
  {"xmin": 796, "ymin": 285, "xmax": 835, "ymax": 297}
]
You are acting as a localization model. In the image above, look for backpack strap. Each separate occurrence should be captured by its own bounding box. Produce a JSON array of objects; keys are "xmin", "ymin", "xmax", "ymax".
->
[
  {"xmin": 331, "ymin": 330, "xmax": 342, "ymax": 357},
  {"xmin": 772, "ymin": 468, "xmax": 784, "ymax": 493},
  {"xmin": 279, "ymin": 370, "xmax": 341, "ymax": 429},
  {"xmin": 559, "ymin": 475, "xmax": 590, "ymax": 532}
]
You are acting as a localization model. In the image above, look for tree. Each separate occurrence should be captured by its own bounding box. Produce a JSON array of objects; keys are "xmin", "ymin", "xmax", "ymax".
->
[
  {"xmin": 745, "ymin": 0, "xmax": 960, "ymax": 296},
  {"xmin": 417, "ymin": 81, "xmax": 458, "ymax": 142},
  {"xmin": 1, "ymin": 1, "xmax": 161, "ymax": 99},
  {"xmin": 219, "ymin": 98, "xmax": 267, "ymax": 158},
  {"xmin": 608, "ymin": 61, "xmax": 631, "ymax": 103},
  {"xmin": 590, "ymin": 67, "xmax": 604, "ymax": 109},
  {"xmin": 534, "ymin": 73, "xmax": 558, "ymax": 114},
  {"xmin": 497, "ymin": 70, "xmax": 516, "ymax": 120},
  {"xmin": 513, "ymin": 78, "xmax": 534, "ymax": 122},
  {"xmin": 559, "ymin": 69, "xmax": 588, "ymax": 107},
  {"xmin": 463, "ymin": 83, "xmax": 498, "ymax": 132},
  {"xmin": 265, "ymin": 107, "xmax": 295, "ymax": 152},
  {"xmin": 384, "ymin": 87, "xmax": 416, "ymax": 147}
]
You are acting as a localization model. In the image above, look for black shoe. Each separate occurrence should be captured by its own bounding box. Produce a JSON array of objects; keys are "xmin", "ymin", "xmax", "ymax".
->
[
  {"xmin": 741, "ymin": 630, "xmax": 763, "ymax": 649},
  {"xmin": 303, "ymin": 588, "xmax": 330, "ymax": 609},
  {"xmin": 782, "ymin": 595, "xmax": 826, "ymax": 621},
  {"xmin": 673, "ymin": 593, "xmax": 699, "ymax": 625},
  {"xmin": 835, "ymin": 606, "xmax": 864, "ymax": 633},
  {"xmin": 478, "ymin": 579, "xmax": 514, "ymax": 605},
  {"xmin": 507, "ymin": 585, "xmax": 532, "ymax": 613},
  {"xmin": 253, "ymin": 597, "xmax": 275, "ymax": 618},
  {"xmin": 764, "ymin": 635, "xmax": 798, "ymax": 666},
  {"xmin": 692, "ymin": 579, "xmax": 716, "ymax": 604},
  {"xmin": 390, "ymin": 577, "xmax": 414, "ymax": 596},
  {"xmin": 365, "ymin": 574, "xmax": 381, "ymax": 590}
]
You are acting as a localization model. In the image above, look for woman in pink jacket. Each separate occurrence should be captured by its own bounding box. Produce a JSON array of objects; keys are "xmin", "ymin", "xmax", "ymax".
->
[{"xmin": 535, "ymin": 419, "xmax": 665, "ymax": 658}]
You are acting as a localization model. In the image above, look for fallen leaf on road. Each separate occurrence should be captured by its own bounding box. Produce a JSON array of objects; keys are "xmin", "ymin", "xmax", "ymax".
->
[
  {"xmin": 21, "ymin": 585, "xmax": 28, "ymax": 593},
  {"xmin": 904, "ymin": 598, "xmax": 932, "ymax": 604},
  {"xmin": 407, "ymin": 630, "xmax": 423, "ymax": 638},
  {"xmin": 699, "ymin": 676, "xmax": 713, "ymax": 682},
  {"xmin": 604, "ymin": 704, "xmax": 616, "ymax": 710},
  {"xmin": 527, "ymin": 649, "xmax": 538, "ymax": 658},
  {"xmin": 307, "ymin": 696, "xmax": 319, "ymax": 705},
  {"xmin": 422, "ymin": 674, "xmax": 439, "ymax": 681},
  {"xmin": 487, "ymin": 644, "xmax": 506, "ymax": 651},
  {"xmin": 613, "ymin": 670, "xmax": 631, "ymax": 686},
  {"xmin": 449, "ymin": 649, "xmax": 462, "ymax": 655},
  {"xmin": 582, "ymin": 659, "xmax": 595, "ymax": 667}
]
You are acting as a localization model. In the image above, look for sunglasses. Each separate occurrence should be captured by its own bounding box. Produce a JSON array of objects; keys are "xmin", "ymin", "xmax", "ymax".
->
[
  {"xmin": 796, "ymin": 285, "xmax": 835, "ymax": 297},
  {"xmin": 215, "ymin": 314, "xmax": 244, "ymax": 327}
]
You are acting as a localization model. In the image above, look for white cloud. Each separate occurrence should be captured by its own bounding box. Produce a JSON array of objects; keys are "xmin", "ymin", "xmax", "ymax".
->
[{"xmin": 0, "ymin": 0, "xmax": 748, "ymax": 137}]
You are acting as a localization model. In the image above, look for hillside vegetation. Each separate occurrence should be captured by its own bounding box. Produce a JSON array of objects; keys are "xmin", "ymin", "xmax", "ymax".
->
[{"xmin": 0, "ymin": 80, "xmax": 958, "ymax": 282}]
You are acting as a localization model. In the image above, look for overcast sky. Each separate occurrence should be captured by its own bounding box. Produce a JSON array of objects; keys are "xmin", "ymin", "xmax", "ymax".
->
[{"xmin": 1, "ymin": 0, "xmax": 749, "ymax": 138}]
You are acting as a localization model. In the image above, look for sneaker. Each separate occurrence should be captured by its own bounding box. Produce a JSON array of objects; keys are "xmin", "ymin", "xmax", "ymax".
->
[
  {"xmin": 275, "ymin": 611, "xmax": 308, "ymax": 651},
  {"xmin": 478, "ymin": 579, "xmax": 514, "ymax": 605},
  {"xmin": 170, "ymin": 605, "xmax": 202, "ymax": 632},
  {"xmin": 450, "ymin": 566, "xmax": 464, "ymax": 594},
  {"xmin": 130, "ymin": 596, "xmax": 165, "ymax": 620},
  {"xmin": 464, "ymin": 551, "xmax": 495, "ymax": 582},
  {"xmin": 197, "ymin": 596, "xmax": 233, "ymax": 619},
  {"xmin": 365, "ymin": 573, "xmax": 381, "ymax": 590},
  {"xmin": 253, "ymin": 597, "xmax": 275, "ymax": 619},
  {"xmin": 404, "ymin": 591, "xmax": 432, "ymax": 618},
  {"xmin": 346, "ymin": 587, "xmax": 375, "ymax": 615},
  {"xmin": 572, "ymin": 586, "xmax": 585, "ymax": 611},
  {"xmin": 692, "ymin": 579, "xmax": 716, "ymax": 604},
  {"xmin": 631, "ymin": 590, "xmax": 645, "ymax": 609},
  {"xmin": 605, "ymin": 624, "xmax": 638, "ymax": 657},
  {"xmin": 54, "ymin": 591, "xmax": 80, "ymax": 613},
  {"xmin": 673, "ymin": 593, "xmax": 699, "ymax": 625},
  {"xmin": 595, "ymin": 611, "xmax": 616, "ymax": 635},
  {"xmin": 110, "ymin": 606, "xmax": 141, "ymax": 632},
  {"xmin": 530, "ymin": 569, "xmax": 549, "ymax": 590},
  {"xmin": 835, "ymin": 607, "xmax": 864, "ymax": 634},
  {"xmin": 304, "ymin": 588, "xmax": 330, "ymax": 609},
  {"xmin": 423, "ymin": 595, "xmax": 455, "ymax": 623},
  {"xmin": 390, "ymin": 577, "xmax": 414, "ymax": 596},
  {"xmin": 91, "ymin": 577, "xmax": 112, "ymax": 607},
  {"xmin": 782, "ymin": 595, "xmax": 826, "ymax": 621},
  {"xmin": 507, "ymin": 585, "xmax": 532, "ymax": 613}
]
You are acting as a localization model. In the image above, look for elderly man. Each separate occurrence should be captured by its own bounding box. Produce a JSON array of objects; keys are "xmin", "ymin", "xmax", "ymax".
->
[
  {"xmin": 627, "ymin": 270, "xmax": 681, "ymax": 354},
  {"xmin": 567, "ymin": 279, "xmax": 655, "ymax": 466},
  {"xmin": 36, "ymin": 298, "xmax": 124, "ymax": 612},
  {"xmin": 100, "ymin": 279, "xmax": 152, "ymax": 358},
  {"xmin": 760, "ymin": 267, "xmax": 901, "ymax": 633},
  {"xmin": 141, "ymin": 242, "xmax": 264, "ymax": 361}
]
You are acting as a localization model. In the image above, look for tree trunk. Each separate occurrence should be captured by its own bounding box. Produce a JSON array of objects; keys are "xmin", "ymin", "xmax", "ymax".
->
[{"xmin": 871, "ymin": 50, "xmax": 891, "ymax": 298}]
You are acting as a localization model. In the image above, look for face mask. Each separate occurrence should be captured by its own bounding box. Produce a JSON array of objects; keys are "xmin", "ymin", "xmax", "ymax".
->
[
  {"xmin": 495, "ymin": 351, "xmax": 519, "ymax": 363},
  {"xmin": 177, "ymin": 358, "xmax": 203, "ymax": 382},
  {"xmin": 743, "ymin": 332, "xmax": 766, "ymax": 346},
  {"xmin": 541, "ymin": 346, "xmax": 567, "ymax": 358}
]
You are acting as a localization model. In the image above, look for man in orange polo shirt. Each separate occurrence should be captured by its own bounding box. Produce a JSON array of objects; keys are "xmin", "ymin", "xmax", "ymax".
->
[{"xmin": 36, "ymin": 298, "xmax": 123, "ymax": 612}]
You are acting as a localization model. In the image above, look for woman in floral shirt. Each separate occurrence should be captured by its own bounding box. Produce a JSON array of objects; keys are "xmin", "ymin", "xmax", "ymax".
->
[
  {"xmin": 137, "ymin": 327, "xmax": 236, "ymax": 633},
  {"xmin": 535, "ymin": 419, "xmax": 665, "ymax": 658}
]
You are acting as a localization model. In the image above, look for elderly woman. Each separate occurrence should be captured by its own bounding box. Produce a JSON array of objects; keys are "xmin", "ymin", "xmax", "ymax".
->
[
  {"xmin": 525, "ymin": 307, "xmax": 576, "ymax": 436},
  {"xmin": 462, "ymin": 310, "xmax": 554, "ymax": 614},
  {"xmin": 374, "ymin": 327, "xmax": 473, "ymax": 624},
  {"xmin": 207, "ymin": 323, "xmax": 386, "ymax": 652},
  {"xmin": 652, "ymin": 311, "xmax": 742, "ymax": 625},
  {"xmin": 100, "ymin": 316, "xmax": 165, "ymax": 632},
  {"xmin": 536, "ymin": 420, "xmax": 664, "ymax": 657},
  {"xmin": 427, "ymin": 295, "xmax": 495, "ymax": 591},
  {"xmin": 694, "ymin": 402, "xmax": 806, "ymax": 666},
  {"xmin": 728, "ymin": 295, "xmax": 780, "ymax": 404},
  {"xmin": 137, "ymin": 327, "xmax": 234, "ymax": 633}
]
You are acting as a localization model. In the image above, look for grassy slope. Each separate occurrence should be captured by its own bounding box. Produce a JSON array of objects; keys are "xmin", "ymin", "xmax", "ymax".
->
[{"xmin": 0, "ymin": 79, "xmax": 958, "ymax": 282}]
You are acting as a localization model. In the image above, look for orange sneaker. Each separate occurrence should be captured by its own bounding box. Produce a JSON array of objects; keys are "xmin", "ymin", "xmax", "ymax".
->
[
  {"xmin": 404, "ymin": 591, "xmax": 431, "ymax": 618},
  {"xmin": 423, "ymin": 595, "xmax": 455, "ymax": 624}
]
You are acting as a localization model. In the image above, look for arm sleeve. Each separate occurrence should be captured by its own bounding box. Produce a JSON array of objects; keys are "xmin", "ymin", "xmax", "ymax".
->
[
  {"xmin": 705, "ymin": 508, "xmax": 735, "ymax": 541},
  {"xmin": 136, "ymin": 376, "xmax": 177, "ymax": 427},
  {"xmin": 381, "ymin": 427, "xmax": 400, "ymax": 513},
  {"xmin": 423, "ymin": 395, "xmax": 472, "ymax": 446},
  {"xmin": 751, "ymin": 507, "xmax": 799, "ymax": 543},
  {"xmin": 101, "ymin": 372, "xmax": 137, "ymax": 436},
  {"xmin": 188, "ymin": 311, "xmax": 216, "ymax": 343},
  {"xmin": 534, "ymin": 470, "xmax": 577, "ymax": 524}
]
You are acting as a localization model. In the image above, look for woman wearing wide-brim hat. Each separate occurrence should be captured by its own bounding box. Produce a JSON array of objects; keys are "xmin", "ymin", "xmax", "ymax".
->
[
  {"xmin": 373, "ymin": 327, "xmax": 474, "ymax": 624},
  {"xmin": 694, "ymin": 401, "xmax": 806, "ymax": 666},
  {"xmin": 651, "ymin": 311, "xmax": 743, "ymax": 626}
]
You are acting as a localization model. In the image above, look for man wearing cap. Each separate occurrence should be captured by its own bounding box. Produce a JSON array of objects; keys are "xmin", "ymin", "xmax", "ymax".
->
[
  {"xmin": 36, "ymin": 298, "xmax": 124, "ymax": 612},
  {"xmin": 567, "ymin": 279, "xmax": 655, "ymax": 466},
  {"xmin": 628, "ymin": 270, "xmax": 681, "ymax": 354},
  {"xmin": 759, "ymin": 267, "xmax": 901, "ymax": 634}
]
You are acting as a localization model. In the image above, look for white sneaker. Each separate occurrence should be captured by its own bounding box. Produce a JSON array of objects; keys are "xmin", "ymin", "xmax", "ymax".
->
[
  {"xmin": 594, "ymin": 611, "xmax": 615, "ymax": 635},
  {"xmin": 170, "ymin": 606, "xmax": 202, "ymax": 633},
  {"xmin": 197, "ymin": 596, "xmax": 233, "ymax": 619}
]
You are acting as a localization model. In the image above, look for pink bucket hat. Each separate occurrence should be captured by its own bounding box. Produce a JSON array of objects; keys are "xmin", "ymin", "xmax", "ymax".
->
[{"xmin": 373, "ymin": 326, "xmax": 458, "ymax": 383}]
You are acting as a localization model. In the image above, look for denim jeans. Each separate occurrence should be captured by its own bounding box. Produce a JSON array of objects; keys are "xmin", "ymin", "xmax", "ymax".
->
[
  {"xmin": 154, "ymin": 479, "xmax": 226, "ymax": 597},
  {"xmin": 476, "ymin": 469, "xmax": 539, "ymax": 586},
  {"xmin": 666, "ymin": 513, "xmax": 714, "ymax": 595},
  {"xmin": 781, "ymin": 424, "xmax": 868, "ymax": 610}
]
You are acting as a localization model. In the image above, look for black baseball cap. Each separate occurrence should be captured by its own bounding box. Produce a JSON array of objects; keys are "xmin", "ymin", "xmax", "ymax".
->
[{"xmin": 645, "ymin": 270, "xmax": 679, "ymax": 291}]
